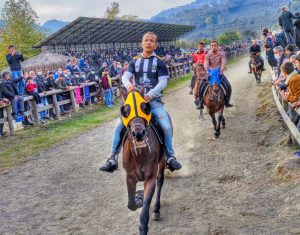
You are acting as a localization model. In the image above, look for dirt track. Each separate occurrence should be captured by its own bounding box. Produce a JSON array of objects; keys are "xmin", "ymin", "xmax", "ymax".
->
[{"xmin": 1, "ymin": 57, "xmax": 299, "ymax": 235}]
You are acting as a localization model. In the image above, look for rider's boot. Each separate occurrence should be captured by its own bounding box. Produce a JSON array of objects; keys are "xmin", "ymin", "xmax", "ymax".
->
[
  {"xmin": 167, "ymin": 156, "xmax": 182, "ymax": 171},
  {"xmin": 99, "ymin": 153, "xmax": 119, "ymax": 173}
]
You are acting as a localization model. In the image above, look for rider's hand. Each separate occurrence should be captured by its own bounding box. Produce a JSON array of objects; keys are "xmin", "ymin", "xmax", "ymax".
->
[
  {"xmin": 127, "ymin": 84, "xmax": 135, "ymax": 92},
  {"xmin": 144, "ymin": 95, "xmax": 151, "ymax": 103}
]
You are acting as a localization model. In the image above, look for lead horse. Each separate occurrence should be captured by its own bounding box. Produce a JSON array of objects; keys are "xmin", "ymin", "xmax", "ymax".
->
[
  {"xmin": 203, "ymin": 67, "xmax": 226, "ymax": 138},
  {"xmin": 120, "ymin": 88, "xmax": 166, "ymax": 235}
]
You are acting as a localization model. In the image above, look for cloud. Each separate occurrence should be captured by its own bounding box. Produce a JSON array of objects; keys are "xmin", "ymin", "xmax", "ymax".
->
[{"xmin": 0, "ymin": 0, "xmax": 195, "ymax": 24}]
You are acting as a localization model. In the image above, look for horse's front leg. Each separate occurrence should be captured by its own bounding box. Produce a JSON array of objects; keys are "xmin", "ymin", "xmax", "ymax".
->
[
  {"xmin": 126, "ymin": 174, "xmax": 138, "ymax": 211},
  {"xmin": 215, "ymin": 112, "xmax": 223, "ymax": 138},
  {"xmin": 210, "ymin": 112, "xmax": 217, "ymax": 130},
  {"xmin": 153, "ymin": 160, "xmax": 165, "ymax": 221},
  {"xmin": 139, "ymin": 176, "xmax": 156, "ymax": 235}
]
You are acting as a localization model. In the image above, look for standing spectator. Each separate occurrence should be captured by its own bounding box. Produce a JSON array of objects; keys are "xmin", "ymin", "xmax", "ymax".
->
[
  {"xmin": 1, "ymin": 70, "xmax": 25, "ymax": 118},
  {"xmin": 34, "ymin": 68, "xmax": 48, "ymax": 120},
  {"xmin": 294, "ymin": 13, "xmax": 300, "ymax": 49},
  {"xmin": 122, "ymin": 61, "xmax": 129, "ymax": 75},
  {"xmin": 55, "ymin": 74, "xmax": 68, "ymax": 115},
  {"xmin": 101, "ymin": 68, "xmax": 112, "ymax": 108},
  {"xmin": 279, "ymin": 6, "xmax": 300, "ymax": 46},
  {"xmin": 0, "ymin": 81, "xmax": 10, "ymax": 136},
  {"xmin": 98, "ymin": 62, "xmax": 108, "ymax": 78},
  {"xmin": 264, "ymin": 44, "xmax": 278, "ymax": 69},
  {"xmin": 45, "ymin": 72, "xmax": 57, "ymax": 119},
  {"xmin": 6, "ymin": 45, "xmax": 25, "ymax": 95}
]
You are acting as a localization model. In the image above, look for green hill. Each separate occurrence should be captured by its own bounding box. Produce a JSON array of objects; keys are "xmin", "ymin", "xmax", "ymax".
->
[{"xmin": 151, "ymin": 0, "xmax": 294, "ymax": 40}]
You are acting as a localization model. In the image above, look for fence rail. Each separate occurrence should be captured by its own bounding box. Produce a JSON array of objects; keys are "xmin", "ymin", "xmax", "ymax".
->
[
  {"xmin": 0, "ymin": 62, "xmax": 193, "ymax": 135},
  {"xmin": 272, "ymin": 83, "xmax": 300, "ymax": 146}
]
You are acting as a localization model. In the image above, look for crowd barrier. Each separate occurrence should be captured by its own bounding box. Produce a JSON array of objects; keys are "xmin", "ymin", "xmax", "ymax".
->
[{"xmin": 272, "ymin": 84, "xmax": 300, "ymax": 146}]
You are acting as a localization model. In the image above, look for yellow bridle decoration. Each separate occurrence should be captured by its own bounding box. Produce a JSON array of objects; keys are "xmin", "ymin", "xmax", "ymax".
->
[{"xmin": 121, "ymin": 91, "xmax": 152, "ymax": 127}]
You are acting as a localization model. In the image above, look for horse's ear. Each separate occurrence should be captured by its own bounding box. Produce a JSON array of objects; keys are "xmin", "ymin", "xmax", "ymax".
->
[
  {"xmin": 139, "ymin": 87, "xmax": 145, "ymax": 97},
  {"xmin": 120, "ymin": 86, "xmax": 128, "ymax": 101}
]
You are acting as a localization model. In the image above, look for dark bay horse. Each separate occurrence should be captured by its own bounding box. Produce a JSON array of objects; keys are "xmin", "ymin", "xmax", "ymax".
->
[
  {"xmin": 250, "ymin": 53, "xmax": 262, "ymax": 84},
  {"xmin": 120, "ymin": 89, "xmax": 166, "ymax": 235},
  {"xmin": 203, "ymin": 67, "xmax": 225, "ymax": 138}
]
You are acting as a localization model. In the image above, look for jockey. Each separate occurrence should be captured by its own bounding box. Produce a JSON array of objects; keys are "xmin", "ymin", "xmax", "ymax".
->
[
  {"xmin": 99, "ymin": 32, "xmax": 182, "ymax": 173},
  {"xmin": 189, "ymin": 42, "xmax": 206, "ymax": 94},
  {"xmin": 248, "ymin": 39, "xmax": 266, "ymax": 73},
  {"xmin": 198, "ymin": 40, "xmax": 233, "ymax": 108}
]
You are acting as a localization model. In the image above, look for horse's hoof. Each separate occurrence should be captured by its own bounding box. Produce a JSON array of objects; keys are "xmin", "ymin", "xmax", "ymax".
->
[
  {"xmin": 127, "ymin": 203, "xmax": 138, "ymax": 211},
  {"xmin": 199, "ymin": 116, "xmax": 205, "ymax": 121},
  {"xmin": 222, "ymin": 125, "xmax": 226, "ymax": 129},
  {"xmin": 139, "ymin": 225, "xmax": 149, "ymax": 235},
  {"xmin": 135, "ymin": 190, "xmax": 144, "ymax": 208},
  {"xmin": 152, "ymin": 212, "xmax": 161, "ymax": 221},
  {"xmin": 214, "ymin": 132, "xmax": 220, "ymax": 138}
]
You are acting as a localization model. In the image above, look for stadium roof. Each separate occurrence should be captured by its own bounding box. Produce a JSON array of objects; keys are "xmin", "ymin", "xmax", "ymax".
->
[{"xmin": 36, "ymin": 17, "xmax": 195, "ymax": 47}]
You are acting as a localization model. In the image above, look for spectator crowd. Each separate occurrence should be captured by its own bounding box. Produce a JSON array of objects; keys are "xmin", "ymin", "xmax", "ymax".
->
[{"xmin": 261, "ymin": 6, "xmax": 300, "ymax": 132}]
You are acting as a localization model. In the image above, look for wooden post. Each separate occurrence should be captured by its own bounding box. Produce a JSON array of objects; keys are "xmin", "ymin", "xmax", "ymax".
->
[
  {"xmin": 188, "ymin": 62, "xmax": 193, "ymax": 74},
  {"xmin": 52, "ymin": 94, "xmax": 61, "ymax": 120},
  {"xmin": 6, "ymin": 105, "xmax": 15, "ymax": 135},
  {"xmin": 30, "ymin": 100, "xmax": 40, "ymax": 126},
  {"xmin": 69, "ymin": 89, "xmax": 78, "ymax": 113}
]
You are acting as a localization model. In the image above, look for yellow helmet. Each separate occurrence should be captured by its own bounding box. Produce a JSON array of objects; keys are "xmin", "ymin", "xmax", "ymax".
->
[{"xmin": 121, "ymin": 91, "xmax": 152, "ymax": 127}]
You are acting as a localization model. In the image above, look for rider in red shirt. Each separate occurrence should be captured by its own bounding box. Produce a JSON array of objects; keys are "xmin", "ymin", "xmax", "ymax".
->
[{"xmin": 189, "ymin": 42, "xmax": 206, "ymax": 94}]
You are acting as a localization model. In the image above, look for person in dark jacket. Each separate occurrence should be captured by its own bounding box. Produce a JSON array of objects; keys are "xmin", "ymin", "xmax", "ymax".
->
[
  {"xmin": 279, "ymin": 6, "xmax": 300, "ymax": 45},
  {"xmin": 6, "ymin": 45, "xmax": 25, "ymax": 95},
  {"xmin": 264, "ymin": 44, "xmax": 278, "ymax": 69},
  {"xmin": 248, "ymin": 40, "xmax": 265, "ymax": 73},
  {"xmin": 275, "ymin": 31, "xmax": 288, "ymax": 49},
  {"xmin": 1, "ymin": 70, "xmax": 25, "ymax": 118},
  {"xmin": 0, "ymin": 81, "xmax": 10, "ymax": 136},
  {"xmin": 45, "ymin": 72, "xmax": 57, "ymax": 119},
  {"xmin": 294, "ymin": 13, "xmax": 300, "ymax": 49}
]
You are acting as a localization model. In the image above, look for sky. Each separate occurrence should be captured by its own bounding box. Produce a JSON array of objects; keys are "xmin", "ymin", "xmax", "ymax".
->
[{"xmin": 0, "ymin": 0, "xmax": 195, "ymax": 24}]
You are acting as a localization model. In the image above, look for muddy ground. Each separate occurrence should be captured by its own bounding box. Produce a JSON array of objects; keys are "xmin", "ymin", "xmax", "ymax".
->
[{"xmin": 0, "ymin": 57, "xmax": 299, "ymax": 235}]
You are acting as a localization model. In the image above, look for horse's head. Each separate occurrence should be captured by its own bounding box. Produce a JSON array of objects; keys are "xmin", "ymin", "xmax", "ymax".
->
[
  {"xmin": 120, "ymin": 89, "xmax": 151, "ymax": 143},
  {"xmin": 207, "ymin": 67, "xmax": 222, "ymax": 98},
  {"xmin": 194, "ymin": 63, "xmax": 207, "ymax": 79}
]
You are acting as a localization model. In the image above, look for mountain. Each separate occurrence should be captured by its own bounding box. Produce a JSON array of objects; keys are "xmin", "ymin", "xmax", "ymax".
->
[
  {"xmin": 42, "ymin": 19, "xmax": 69, "ymax": 35},
  {"xmin": 151, "ymin": 0, "xmax": 291, "ymax": 40}
]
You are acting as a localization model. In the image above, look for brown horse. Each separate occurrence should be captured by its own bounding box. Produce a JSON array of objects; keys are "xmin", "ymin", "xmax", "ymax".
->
[
  {"xmin": 120, "ymin": 88, "xmax": 166, "ymax": 235},
  {"xmin": 250, "ymin": 54, "xmax": 262, "ymax": 84},
  {"xmin": 203, "ymin": 68, "xmax": 225, "ymax": 138}
]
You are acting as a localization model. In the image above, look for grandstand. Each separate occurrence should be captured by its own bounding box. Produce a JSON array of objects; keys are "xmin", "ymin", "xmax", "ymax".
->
[{"xmin": 35, "ymin": 17, "xmax": 195, "ymax": 53}]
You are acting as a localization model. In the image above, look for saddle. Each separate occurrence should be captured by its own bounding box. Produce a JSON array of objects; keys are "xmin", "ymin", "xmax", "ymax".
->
[{"xmin": 199, "ymin": 79, "xmax": 227, "ymax": 101}]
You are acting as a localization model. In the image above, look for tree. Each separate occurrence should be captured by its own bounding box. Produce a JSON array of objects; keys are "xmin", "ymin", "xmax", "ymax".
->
[
  {"xmin": 290, "ymin": 0, "xmax": 300, "ymax": 12},
  {"xmin": 217, "ymin": 31, "xmax": 242, "ymax": 45},
  {"xmin": 105, "ymin": 1, "xmax": 120, "ymax": 19},
  {"xmin": 0, "ymin": 0, "xmax": 45, "ymax": 70},
  {"xmin": 120, "ymin": 15, "xmax": 139, "ymax": 21}
]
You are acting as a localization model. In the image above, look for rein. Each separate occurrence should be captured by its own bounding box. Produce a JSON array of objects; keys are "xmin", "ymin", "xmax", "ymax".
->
[{"xmin": 127, "ymin": 119, "xmax": 152, "ymax": 156}]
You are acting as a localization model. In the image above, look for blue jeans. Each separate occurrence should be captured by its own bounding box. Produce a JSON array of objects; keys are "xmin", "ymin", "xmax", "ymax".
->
[
  {"xmin": 39, "ymin": 97, "xmax": 48, "ymax": 119},
  {"xmin": 56, "ymin": 94, "xmax": 65, "ymax": 113},
  {"xmin": 105, "ymin": 90, "xmax": 112, "ymax": 107},
  {"xmin": 11, "ymin": 70, "xmax": 25, "ymax": 95},
  {"xmin": 11, "ymin": 96, "xmax": 25, "ymax": 115},
  {"xmin": 111, "ymin": 100, "xmax": 175, "ymax": 157}
]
